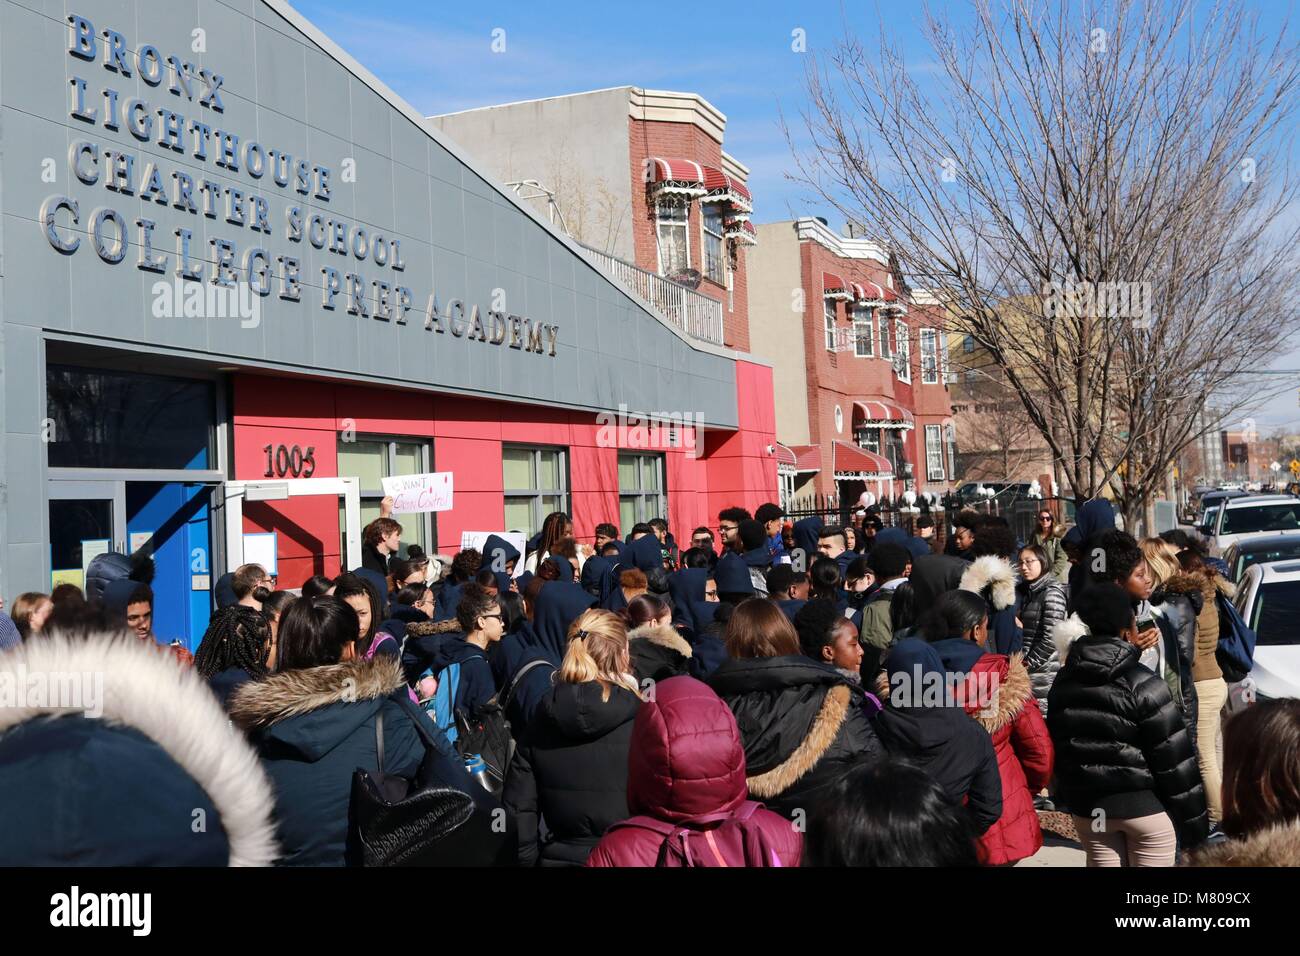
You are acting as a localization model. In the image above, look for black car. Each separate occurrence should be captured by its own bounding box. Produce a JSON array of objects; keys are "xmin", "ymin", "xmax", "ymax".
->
[{"xmin": 1221, "ymin": 534, "xmax": 1300, "ymax": 583}]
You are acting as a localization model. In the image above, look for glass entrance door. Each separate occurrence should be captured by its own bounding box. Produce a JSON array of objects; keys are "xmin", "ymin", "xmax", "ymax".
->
[
  {"xmin": 48, "ymin": 479, "xmax": 215, "ymax": 651},
  {"xmin": 49, "ymin": 481, "xmax": 127, "ymax": 593}
]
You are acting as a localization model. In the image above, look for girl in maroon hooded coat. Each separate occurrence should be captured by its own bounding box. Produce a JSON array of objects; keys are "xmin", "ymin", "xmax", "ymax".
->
[{"xmin": 586, "ymin": 676, "xmax": 801, "ymax": 867}]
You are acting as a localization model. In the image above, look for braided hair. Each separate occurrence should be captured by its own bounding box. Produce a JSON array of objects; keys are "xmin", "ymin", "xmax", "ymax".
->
[{"xmin": 194, "ymin": 605, "xmax": 272, "ymax": 680}]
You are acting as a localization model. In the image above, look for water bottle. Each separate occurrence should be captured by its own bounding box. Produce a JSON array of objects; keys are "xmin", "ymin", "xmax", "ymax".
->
[{"xmin": 464, "ymin": 755, "xmax": 493, "ymax": 792}]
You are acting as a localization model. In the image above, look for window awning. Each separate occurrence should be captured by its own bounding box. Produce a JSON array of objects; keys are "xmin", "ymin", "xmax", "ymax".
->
[
  {"xmin": 788, "ymin": 444, "xmax": 822, "ymax": 473},
  {"xmin": 853, "ymin": 280, "xmax": 885, "ymax": 305},
  {"xmin": 701, "ymin": 165, "xmax": 754, "ymax": 214},
  {"xmin": 881, "ymin": 285, "xmax": 908, "ymax": 314},
  {"xmin": 853, "ymin": 399, "xmax": 915, "ymax": 430},
  {"xmin": 775, "ymin": 442, "xmax": 797, "ymax": 473},
  {"xmin": 725, "ymin": 219, "xmax": 757, "ymax": 245},
  {"xmin": 833, "ymin": 441, "xmax": 894, "ymax": 479},
  {"xmin": 823, "ymin": 272, "xmax": 853, "ymax": 301},
  {"xmin": 647, "ymin": 157, "xmax": 707, "ymax": 197}
]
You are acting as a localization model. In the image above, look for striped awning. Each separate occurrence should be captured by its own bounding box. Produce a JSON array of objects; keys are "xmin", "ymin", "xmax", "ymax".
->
[
  {"xmin": 647, "ymin": 157, "xmax": 707, "ymax": 197},
  {"xmin": 701, "ymin": 165, "xmax": 754, "ymax": 214},
  {"xmin": 823, "ymin": 272, "xmax": 853, "ymax": 301},
  {"xmin": 789, "ymin": 444, "xmax": 822, "ymax": 473},
  {"xmin": 775, "ymin": 443, "xmax": 798, "ymax": 466},
  {"xmin": 853, "ymin": 399, "xmax": 915, "ymax": 429},
  {"xmin": 881, "ymin": 285, "xmax": 908, "ymax": 314},
  {"xmin": 725, "ymin": 219, "xmax": 757, "ymax": 245},
  {"xmin": 833, "ymin": 441, "xmax": 894, "ymax": 478},
  {"xmin": 855, "ymin": 280, "xmax": 885, "ymax": 304}
]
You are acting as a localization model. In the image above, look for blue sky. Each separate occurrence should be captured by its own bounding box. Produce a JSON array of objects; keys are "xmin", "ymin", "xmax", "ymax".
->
[{"xmin": 292, "ymin": 0, "xmax": 1300, "ymax": 432}]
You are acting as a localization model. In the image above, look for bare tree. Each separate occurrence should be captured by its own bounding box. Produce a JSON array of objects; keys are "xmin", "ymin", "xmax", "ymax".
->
[
  {"xmin": 954, "ymin": 370, "xmax": 1047, "ymax": 483},
  {"xmin": 788, "ymin": 0, "xmax": 1300, "ymax": 532}
]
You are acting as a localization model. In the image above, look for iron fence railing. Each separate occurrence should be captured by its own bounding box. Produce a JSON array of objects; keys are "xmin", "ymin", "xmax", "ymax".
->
[{"xmin": 577, "ymin": 242, "xmax": 726, "ymax": 346}]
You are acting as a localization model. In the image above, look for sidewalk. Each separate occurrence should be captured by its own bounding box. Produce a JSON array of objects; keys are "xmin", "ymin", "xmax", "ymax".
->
[{"xmin": 1016, "ymin": 811, "xmax": 1085, "ymax": 867}]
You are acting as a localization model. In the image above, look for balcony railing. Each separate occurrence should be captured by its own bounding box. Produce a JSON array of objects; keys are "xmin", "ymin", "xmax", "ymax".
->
[{"xmin": 576, "ymin": 242, "xmax": 725, "ymax": 346}]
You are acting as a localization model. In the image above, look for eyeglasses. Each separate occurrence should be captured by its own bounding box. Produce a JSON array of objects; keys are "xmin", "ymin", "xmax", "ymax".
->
[
  {"xmin": 1038, "ymin": 516, "xmax": 1053, "ymax": 522},
  {"xmin": 482, "ymin": 613, "xmax": 503, "ymax": 622},
  {"xmin": 719, "ymin": 524, "xmax": 737, "ymax": 533}
]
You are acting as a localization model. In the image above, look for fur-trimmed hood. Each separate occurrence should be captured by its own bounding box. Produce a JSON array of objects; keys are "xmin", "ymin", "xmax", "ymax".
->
[
  {"xmin": 404, "ymin": 618, "xmax": 463, "ymax": 637},
  {"xmin": 0, "ymin": 632, "xmax": 278, "ymax": 866},
  {"xmin": 966, "ymin": 654, "xmax": 1033, "ymax": 733},
  {"xmin": 1188, "ymin": 820, "xmax": 1300, "ymax": 867},
  {"xmin": 229, "ymin": 655, "xmax": 405, "ymax": 730},
  {"xmin": 747, "ymin": 685, "xmax": 850, "ymax": 800},
  {"xmin": 1162, "ymin": 571, "xmax": 1235, "ymax": 602},
  {"xmin": 627, "ymin": 622, "xmax": 693, "ymax": 659},
  {"xmin": 1052, "ymin": 613, "xmax": 1090, "ymax": 665},
  {"xmin": 960, "ymin": 555, "xmax": 1019, "ymax": 611}
]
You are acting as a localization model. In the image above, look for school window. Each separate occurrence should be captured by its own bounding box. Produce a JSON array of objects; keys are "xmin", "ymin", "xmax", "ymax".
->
[
  {"xmin": 925, "ymin": 425, "xmax": 946, "ymax": 481},
  {"xmin": 940, "ymin": 333, "xmax": 951, "ymax": 383},
  {"xmin": 945, "ymin": 423, "xmax": 959, "ymax": 480},
  {"xmin": 656, "ymin": 197, "xmax": 690, "ymax": 276},
  {"xmin": 920, "ymin": 328, "xmax": 939, "ymax": 384},
  {"xmin": 880, "ymin": 317, "xmax": 892, "ymax": 359},
  {"xmin": 619, "ymin": 452, "xmax": 666, "ymax": 530},
  {"xmin": 503, "ymin": 446, "xmax": 569, "ymax": 539},
  {"xmin": 853, "ymin": 305, "xmax": 874, "ymax": 357},
  {"xmin": 337, "ymin": 436, "xmax": 435, "ymax": 557},
  {"xmin": 702, "ymin": 205, "xmax": 725, "ymax": 284},
  {"xmin": 824, "ymin": 298, "xmax": 837, "ymax": 351},
  {"xmin": 857, "ymin": 427, "xmax": 882, "ymax": 455},
  {"xmin": 962, "ymin": 334, "xmax": 976, "ymax": 353},
  {"xmin": 895, "ymin": 320, "xmax": 911, "ymax": 382}
]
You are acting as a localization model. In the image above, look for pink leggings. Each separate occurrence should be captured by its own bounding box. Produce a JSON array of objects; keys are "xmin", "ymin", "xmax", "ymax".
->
[{"xmin": 1071, "ymin": 812, "xmax": 1177, "ymax": 867}]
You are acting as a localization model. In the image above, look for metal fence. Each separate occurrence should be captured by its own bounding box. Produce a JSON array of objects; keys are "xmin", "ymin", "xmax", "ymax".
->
[
  {"xmin": 784, "ymin": 494, "xmax": 1079, "ymax": 551},
  {"xmin": 577, "ymin": 242, "xmax": 726, "ymax": 345}
]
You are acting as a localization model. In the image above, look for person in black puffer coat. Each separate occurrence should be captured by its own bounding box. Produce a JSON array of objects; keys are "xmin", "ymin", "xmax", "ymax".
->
[
  {"xmin": 874, "ymin": 638, "xmax": 1002, "ymax": 835},
  {"xmin": 708, "ymin": 599, "xmax": 886, "ymax": 819},
  {"xmin": 1090, "ymin": 530, "xmax": 1199, "ymax": 746},
  {"xmin": 504, "ymin": 609, "xmax": 641, "ymax": 866},
  {"xmin": 1047, "ymin": 583, "xmax": 1209, "ymax": 866},
  {"xmin": 1016, "ymin": 544, "xmax": 1068, "ymax": 715}
]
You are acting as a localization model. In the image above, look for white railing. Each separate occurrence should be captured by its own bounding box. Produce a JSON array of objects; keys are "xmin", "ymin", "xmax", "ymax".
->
[{"xmin": 577, "ymin": 242, "xmax": 725, "ymax": 346}]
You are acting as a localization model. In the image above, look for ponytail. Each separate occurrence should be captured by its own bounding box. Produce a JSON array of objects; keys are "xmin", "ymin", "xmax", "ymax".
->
[{"xmin": 559, "ymin": 609, "xmax": 641, "ymax": 702}]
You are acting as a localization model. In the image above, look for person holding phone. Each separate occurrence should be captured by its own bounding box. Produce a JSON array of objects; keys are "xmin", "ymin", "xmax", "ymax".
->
[{"xmin": 1088, "ymin": 530, "xmax": 1199, "ymax": 745}]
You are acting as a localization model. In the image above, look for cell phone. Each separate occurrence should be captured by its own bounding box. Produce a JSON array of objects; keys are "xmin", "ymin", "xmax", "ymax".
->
[{"xmin": 1135, "ymin": 612, "xmax": 1155, "ymax": 632}]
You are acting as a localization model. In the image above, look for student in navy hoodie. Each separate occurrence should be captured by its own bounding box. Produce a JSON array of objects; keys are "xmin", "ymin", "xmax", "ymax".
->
[
  {"xmin": 417, "ymin": 583, "xmax": 502, "ymax": 720},
  {"xmin": 874, "ymin": 638, "xmax": 1002, "ymax": 835},
  {"xmin": 754, "ymin": 502, "xmax": 789, "ymax": 565},
  {"xmin": 493, "ymin": 582, "xmax": 598, "ymax": 730},
  {"xmin": 736, "ymin": 519, "xmax": 774, "ymax": 595}
]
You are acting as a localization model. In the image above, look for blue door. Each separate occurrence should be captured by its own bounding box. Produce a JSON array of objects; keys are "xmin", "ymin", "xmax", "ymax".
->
[{"xmin": 125, "ymin": 482, "xmax": 213, "ymax": 651}]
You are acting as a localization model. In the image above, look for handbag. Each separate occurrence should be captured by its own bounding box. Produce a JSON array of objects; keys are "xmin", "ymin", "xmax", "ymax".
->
[{"xmin": 347, "ymin": 709, "xmax": 477, "ymax": 866}]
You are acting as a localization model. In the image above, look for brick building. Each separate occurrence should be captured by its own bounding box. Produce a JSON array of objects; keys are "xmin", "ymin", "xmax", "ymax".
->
[{"xmin": 748, "ymin": 218, "xmax": 957, "ymax": 507}]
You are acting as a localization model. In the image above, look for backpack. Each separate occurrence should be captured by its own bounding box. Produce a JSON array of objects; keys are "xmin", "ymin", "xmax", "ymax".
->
[
  {"xmin": 1215, "ymin": 592, "xmax": 1256, "ymax": 683},
  {"xmin": 424, "ymin": 655, "xmax": 552, "ymax": 792},
  {"xmin": 605, "ymin": 801, "xmax": 786, "ymax": 867}
]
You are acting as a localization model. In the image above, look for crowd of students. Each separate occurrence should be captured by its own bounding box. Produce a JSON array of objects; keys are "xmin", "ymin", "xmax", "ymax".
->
[{"xmin": 1, "ymin": 497, "xmax": 1298, "ymax": 868}]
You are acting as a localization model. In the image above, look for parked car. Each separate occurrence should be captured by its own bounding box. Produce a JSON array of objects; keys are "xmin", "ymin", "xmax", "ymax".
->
[
  {"xmin": 1222, "ymin": 534, "xmax": 1300, "ymax": 583},
  {"xmin": 1193, "ymin": 489, "xmax": 1250, "ymax": 525},
  {"xmin": 1203, "ymin": 494, "xmax": 1300, "ymax": 555},
  {"xmin": 1229, "ymin": 560, "xmax": 1300, "ymax": 708}
]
